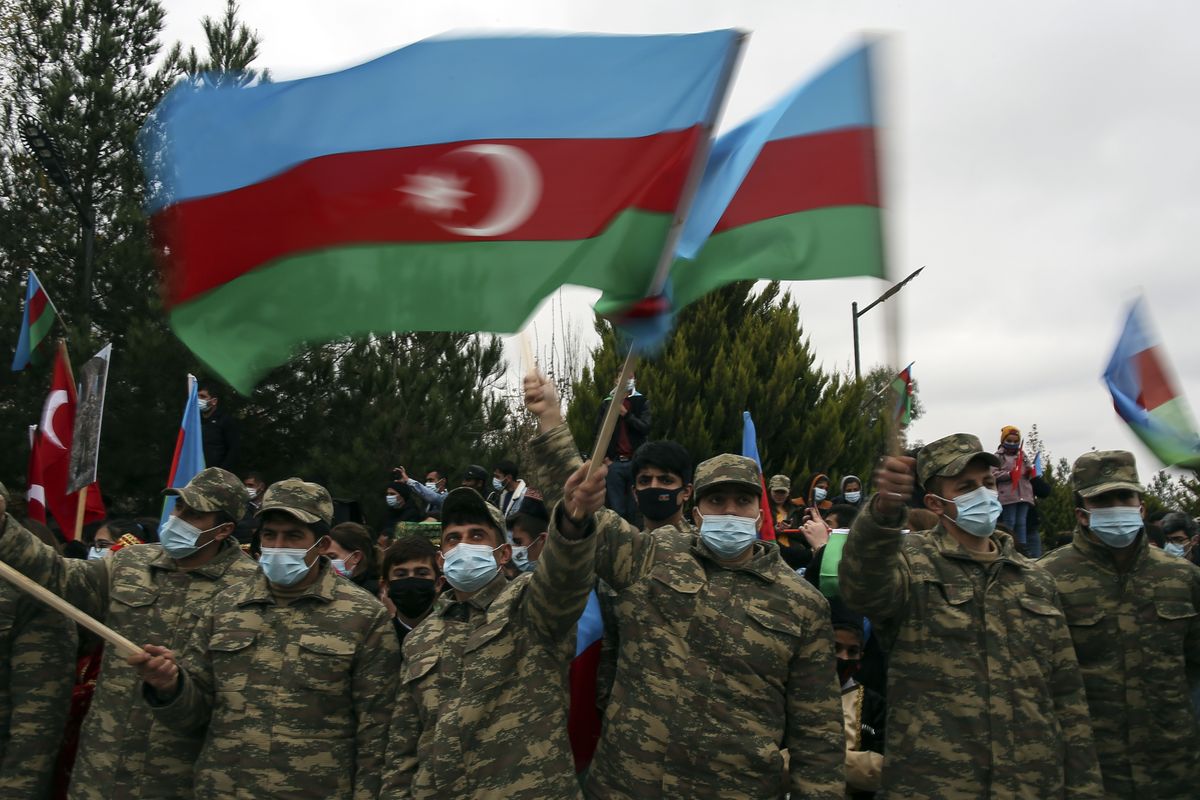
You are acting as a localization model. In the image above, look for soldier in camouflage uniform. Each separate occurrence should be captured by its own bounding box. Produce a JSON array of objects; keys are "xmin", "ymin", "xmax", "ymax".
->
[
  {"xmin": 0, "ymin": 484, "xmax": 76, "ymax": 799},
  {"xmin": 523, "ymin": 415, "xmax": 844, "ymax": 798},
  {"xmin": 839, "ymin": 435, "xmax": 1104, "ymax": 797},
  {"xmin": 133, "ymin": 478, "xmax": 399, "ymax": 800},
  {"xmin": 0, "ymin": 467, "xmax": 255, "ymax": 800},
  {"xmin": 382, "ymin": 470, "xmax": 603, "ymax": 799},
  {"xmin": 1040, "ymin": 450, "xmax": 1200, "ymax": 798}
]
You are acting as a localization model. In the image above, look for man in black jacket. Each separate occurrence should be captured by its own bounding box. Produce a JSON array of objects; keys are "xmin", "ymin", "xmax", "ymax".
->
[
  {"xmin": 595, "ymin": 373, "xmax": 650, "ymax": 523},
  {"xmin": 198, "ymin": 381, "xmax": 239, "ymax": 471}
]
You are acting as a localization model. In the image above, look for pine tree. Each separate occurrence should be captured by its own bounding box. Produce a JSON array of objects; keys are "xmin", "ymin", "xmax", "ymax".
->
[
  {"xmin": 566, "ymin": 282, "xmax": 898, "ymax": 484},
  {"xmin": 163, "ymin": 0, "xmax": 268, "ymax": 87}
]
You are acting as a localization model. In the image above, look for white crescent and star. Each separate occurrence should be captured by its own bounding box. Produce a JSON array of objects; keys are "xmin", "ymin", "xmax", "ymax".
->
[
  {"xmin": 40, "ymin": 389, "xmax": 68, "ymax": 450},
  {"xmin": 398, "ymin": 144, "xmax": 542, "ymax": 238}
]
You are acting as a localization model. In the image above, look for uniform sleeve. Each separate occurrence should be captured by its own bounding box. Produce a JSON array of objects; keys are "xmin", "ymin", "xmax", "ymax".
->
[
  {"xmin": 146, "ymin": 609, "xmax": 216, "ymax": 735},
  {"xmin": 0, "ymin": 597, "xmax": 76, "ymax": 798},
  {"xmin": 784, "ymin": 602, "xmax": 846, "ymax": 798},
  {"xmin": 1046, "ymin": 590, "xmax": 1105, "ymax": 799},
  {"xmin": 0, "ymin": 513, "xmax": 111, "ymax": 621},
  {"xmin": 352, "ymin": 611, "xmax": 402, "ymax": 800},
  {"xmin": 838, "ymin": 498, "xmax": 911, "ymax": 620},
  {"xmin": 381, "ymin": 659, "xmax": 421, "ymax": 798},
  {"xmin": 526, "ymin": 423, "xmax": 584, "ymax": 512},
  {"xmin": 527, "ymin": 507, "xmax": 598, "ymax": 641}
]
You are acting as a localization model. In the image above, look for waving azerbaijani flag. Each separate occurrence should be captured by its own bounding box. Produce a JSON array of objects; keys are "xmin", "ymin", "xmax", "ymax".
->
[
  {"xmin": 12, "ymin": 269, "xmax": 61, "ymax": 371},
  {"xmin": 741, "ymin": 411, "xmax": 776, "ymax": 541},
  {"xmin": 598, "ymin": 41, "xmax": 883, "ymax": 323},
  {"xmin": 1103, "ymin": 297, "xmax": 1200, "ymax": 468},
  {"xmin": 159, "ymin": 374, "xmax": 206, "ymax": 530},
  {"xmin": 142, "ymin": 31, "xmax": 742, "ymax": 392},
  {"xmin": 891, "ymin": 362, "xmax": 914, "ymax": 427}
]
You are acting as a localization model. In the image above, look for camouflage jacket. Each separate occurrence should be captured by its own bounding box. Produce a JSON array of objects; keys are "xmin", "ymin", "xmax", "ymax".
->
[
  {"xmin": 382, "ymin": 522, "xmax": 596, "ymax": 799},
  {"xmin": 1040, "ymin": 530, "xmax": 1200, "ymax": 799},
  {"xmin": 528, "ymin": 424, "xmax": 845, "ymax": 799},
  {"xmin": 0, "ymin": 513, "xmax": 258, "ymax": 800},
  {"xmin": 148, "ymin": 560, "xmax": 398, "ymax": 800},
  {"xmin": 839, "ymin": 500, "xmax": 1104, "ymax": 798},
  {"xmin": 0, "ymin": 575, "xmax": 76, "ymax": 799}
]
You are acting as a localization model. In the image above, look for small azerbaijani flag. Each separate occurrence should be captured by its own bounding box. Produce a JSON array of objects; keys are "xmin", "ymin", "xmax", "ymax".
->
[
  {"xmin": 741, "ymin": 410, "xmax": 777, "ymax": 541},
  {"xmin": 159, "ymin": 374, "xmax": 206, "ymax": 531},
  {"xmin": 12, "ymin": 269, "xmax": 60, "ymax": 371},
  {"xmin": 568, "ymin": 591, "xmax": 605, "ymax": 773},
  {"xmin": 891, "ymin": 362, "xmax": 914, "ymax": 427},
  {"xmin": 1103, "ymin": 296, "xmax": 1200, "ymax": 468},
  {"xmin": 141, "ymin": 31, "xmax": 741, "ymax": 393}
]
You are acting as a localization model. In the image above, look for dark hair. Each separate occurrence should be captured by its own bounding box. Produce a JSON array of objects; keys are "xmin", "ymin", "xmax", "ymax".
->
[
  {"xmin": 441, "ymin": 510, "xmax": 504, "ymax": 547},
  {"xmin": 329, "ymin": 522, "xmax": 379, "ymax": 578},
  {"xmin": 1160, "ymin": 512, "xmax": 1195, "ymax": 537},
  {"xmin": 1145, "ymin": 521, "xmax": 1165, "ymax": 547},
  {"xmin": 197, "ymin": 380, "xmax": 221, "ymax": 397},
  {"xmin": 631, "ymin": 440, "xmax": 693, "ymax": 485},
  {"xmin": 510, "ymin": 512, "xmax": 549, "ymax": 537},
  {"xmin": 494, "ymin": 459, "xmax": 519, "ymax": 481},
  {"xmin": 825, "ymin": 504, "xmax": 860, "ymax": 529},
  {"xmin": 382, "ymin": 535, "xmax": 441, "ymax": 577},
  {"xmin": 243, "ymin": 471, "xmax": 266, "ymax": 484}
]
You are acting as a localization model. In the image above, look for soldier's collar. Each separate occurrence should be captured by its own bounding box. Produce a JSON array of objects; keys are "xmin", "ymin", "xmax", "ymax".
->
[
  {"xmin": 933, "ymin": 525, "xmax": 1029, "ymax": 568},
  {"xmin": 693, "ymin": 538, "xmax": 779, "ymax": 581},
  {"xmin": 236, "ymin": 558, "xmax": 339, "ymax": 606},
  {"xmin": 152, "ymin": 538, "xmax": 246, "ymax": 578},
  {"xmin": 1071, "ymin": 527, "xmax": 1148, "ymax": 570}
]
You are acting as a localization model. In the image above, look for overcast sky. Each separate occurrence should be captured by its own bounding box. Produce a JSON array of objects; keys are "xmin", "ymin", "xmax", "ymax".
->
[{"xmin": 159, "ymin": 0, "xmax": 1200, "ymax": 477}]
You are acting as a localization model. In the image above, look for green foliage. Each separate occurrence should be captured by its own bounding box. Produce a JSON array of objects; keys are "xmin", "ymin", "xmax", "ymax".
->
[
  {"xmin": 162, "ymin": 0, "xmax": 269, "ymax": 87},
  {"xmin": 1145, "ymin": 471, "xmax": 1200, "ymax": 517},
  {"xmin": 567, "ymin": 281, "xmax": 905, "ymax": 484}
]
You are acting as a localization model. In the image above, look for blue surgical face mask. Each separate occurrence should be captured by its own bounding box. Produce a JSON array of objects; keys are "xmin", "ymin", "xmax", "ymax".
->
[
  {"xmin": 260, "ymin": 540, "xmax": 323, "ymax": 587},
  {"xmin": 492, "ymin": 477, "xmax": 505, "ymax": 492},
  {"xmin": 87, "ymin": 546, "xmax": 108, "ymax": 561},
  {"xmin": 510, "ymin": 545, "xmax": 537, "ymax": 572},
  {"xmin": 160, "ymin": 515, "xmax": 222, "ymax": 560},
  {"xmin": 1164, "ymin": 542, "xmax": 1187, "ymax": 558},
  {"xmin": 937, "ymin": 486, "xmax": 1003, "ymax": 538},
  {"xmin": 698, "ymin": 513, "xmax": 759, "ymax": 559},
  {"xmin": 845, "ymin": 491, "xmax": 862, "ymax": 504},
  {"xmin": 1084, "ymin": 506, "xmax": 1143, "ymax": 548},
  {"xmin": 442, "ymin": 542, "xmax": 502, "ymax": 592},
  {"xmin": 813, "ymin": 487, "xmax": 828, "ymax": 502},
  {"xmin": 385, "ymin": 494, "xmax": 400, "ymax": 508},
  {"xmin": 425, "ymin": 481, "xmax": 439, "ymax": 492},
  {"xmin": 1003, "ymin": 442, "xmax": 1019, "ymax": 452}
]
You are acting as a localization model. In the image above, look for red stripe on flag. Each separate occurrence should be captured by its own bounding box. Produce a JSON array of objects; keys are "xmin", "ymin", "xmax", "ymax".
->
[
  {"xmin": 758, "ymin": 477, "xmax": 776, "ymax": 541},
  {"xmin": 154, "ymin": 130, "xmax": 700, "ymax": 308},
  {"xmin": 568, "ymin": 639, "xmax": 604, "ymax": 773},
  {"xmin": 166, "ymin": 427, "xmax": 187, "ymax": 485},
  {"xmin": 714, "ymin": 127, "xmax": 879, "ymax": 234},
  {"xmin": 1135, "ymin": 347, "xmax": 1176, "ymax": 411},
  {"xmin": 29, "ymin": 287, "xmax": 48, "ymax": 324}
]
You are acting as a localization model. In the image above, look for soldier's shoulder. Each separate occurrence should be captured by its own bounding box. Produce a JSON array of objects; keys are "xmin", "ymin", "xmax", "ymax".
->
[
  {"xmin": 1144, "ymin": 547, "xmax": 1200, "ymax": 583},
  {"xmin": 111, "ymin": 542, "xmax": 165, "ymax": 567},
  {"xmin": 772, "ymin": 566, "xmax": 830, "ymax": 611},
  {"xmin": 331, "ymin": 576, "xmax": 389, "ymax": 618},
  {"xmin": 225, "ymin": 550, "xmax": 261, "ymax": 578},
  {"xmin": 1037, "ymin": 542, "xmax": 1081, "ymax": 572}
]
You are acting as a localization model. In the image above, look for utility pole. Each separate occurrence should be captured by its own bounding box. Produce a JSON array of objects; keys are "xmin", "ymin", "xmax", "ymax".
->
[{"xmin": 852, "ymin": 266, "xmax": 924, "ymax": 380}]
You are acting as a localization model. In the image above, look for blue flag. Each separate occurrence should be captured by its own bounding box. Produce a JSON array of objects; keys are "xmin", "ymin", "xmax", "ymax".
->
[{"xmin": 159, "ymin": 375, "xmax": 206, "ymax": 531}]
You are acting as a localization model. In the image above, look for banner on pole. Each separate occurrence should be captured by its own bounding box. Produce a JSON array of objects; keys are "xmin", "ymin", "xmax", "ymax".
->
[{"xmin": 67, "ymin": 344, "xmax": 112, "ymax": 494}]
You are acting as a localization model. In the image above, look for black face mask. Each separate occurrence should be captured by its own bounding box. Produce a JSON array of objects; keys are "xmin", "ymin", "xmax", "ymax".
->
[
  {"xmin": 635, "ymin": 486, "xmax": 684, "ymax": 522},
  {"xmin": 837, "ymin": 657, "xmax": 861, "ymax": 685},
  {"xmin": 388, "ymin": 577, "xmax": 438, "ymax": 619}
]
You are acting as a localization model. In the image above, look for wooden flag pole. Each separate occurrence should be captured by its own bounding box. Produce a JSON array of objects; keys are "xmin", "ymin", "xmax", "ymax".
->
[
  {"xmin": 584, "ymin": 348, "xmax": 638, "ymax": 483},
  {"xmin": 73, "ymin": 484, "xmax": 88, "ymax": 541},
  {"xmin": 0, "ymin": 560, "xmax": 142, "ymax": 657}
]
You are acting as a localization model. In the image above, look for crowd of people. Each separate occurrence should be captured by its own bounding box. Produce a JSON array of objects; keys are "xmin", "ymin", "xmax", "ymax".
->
[{"xmin": 0, "ymin": 371, "xmax": 1197, "ymax": 799}]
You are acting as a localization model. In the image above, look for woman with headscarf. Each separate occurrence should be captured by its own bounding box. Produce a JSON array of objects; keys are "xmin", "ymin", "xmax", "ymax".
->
[
  {"xmin": 804, "ymin": 473, "xmax": 834, "ymax": 516},
  {"xmin": 992, "ymin": 425, "xmax": 1035, "ymax": 553}
]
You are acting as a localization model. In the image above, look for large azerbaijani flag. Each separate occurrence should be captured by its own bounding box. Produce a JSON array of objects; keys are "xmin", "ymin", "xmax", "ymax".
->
[
  {"xmin": 12, "ymin": 269, "xmax": 60, "ymax": 371},
  {"xmin": 1103, "ymin": 297, "xmax": 1200, "ymax": 468},
  {"xmin": 142, "ymin": 31, "xmax": 741, "ymax": 392},
  {"xmin": 599, "ymin": 41, "xmax": 883, "ymax": 316}
]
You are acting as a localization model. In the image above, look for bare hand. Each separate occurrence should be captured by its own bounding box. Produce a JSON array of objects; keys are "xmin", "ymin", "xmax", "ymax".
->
[
  {"xmin": 127, "ymin": 644, "xmax": 180, "ymax": 694},
  {"xmin": 435, "ymin": 478, "xmax": 447, "ymax": 492},
  {"xmin": 873, "ymin": 456, "xmax": 917, "ymax": 517},
  {"xmin": 800, "ymin": 508, "xmax": 830, "ymax": 549},
  {"xmin": 564, "ymin": 461, "xmax": 608, "ymax": 524},
  {"xmin": 393, "ymin": 466, "xmax": 409, "ymax": 483},
  {"xmin": 523, "ymin": 369, "xmax": 563, "ymax": 432}
]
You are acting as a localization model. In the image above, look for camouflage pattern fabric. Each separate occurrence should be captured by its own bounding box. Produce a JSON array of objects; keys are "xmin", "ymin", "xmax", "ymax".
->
[
  {"xmin": 838, "ymin": 500, "xmax": 1105, "ymax": 798},
  {"xmin": 0, "ymin": 577, "xmax": 76, "ymax": 799},
  {"xmin": 915, "ymin": 432, "xmax": 1000, "ymax": 488},
  {"xmin": 1041, "ymin": 530, "xmax": 1200, "ymax": 798},
  {"xmin": 693, "ymin": 453, "xmax": 761, "ymax": 495},
  {"xmin": 1069, "ymin": 450, "xmax": 1146, "ymax": 498},
  {"xmin": 528, "ymin": 424, "xmax": 844, "ymax": 799},
  {"xmin": 164, "ymin": 466, "xmax": 249, "ymax": 521},
  {"xmin": 256, "ymin": 477, "xmax": 334, "ymax": 525},
  {"xmin": 382, "ymin": 522, "xmax": 597, "ymax": 799},
  {"xmin": 148, "ymin": 561, "xmax": 398, "ymax": 799},
  {"xmin": 0, "ymin": 513, "xmax": 258, "ymax": 800}
]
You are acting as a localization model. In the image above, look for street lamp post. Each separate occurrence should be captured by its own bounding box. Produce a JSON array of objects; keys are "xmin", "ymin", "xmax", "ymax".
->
[
  {"xmin": 19, "ymin": 114, "xmax": 95, "ymax": 327},
  {"xmin": 852, "ymin": 266, "xmax": 924, "ymax": 380}
]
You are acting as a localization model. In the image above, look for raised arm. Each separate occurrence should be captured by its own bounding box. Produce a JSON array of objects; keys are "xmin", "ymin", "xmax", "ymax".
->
[
  {"xmin": 839, "ymin": 457, "xmax": 915, "ymax": 620},
  {"xmin": 0, "ymin": 512, "xmax": 111, "ymax": 621}
]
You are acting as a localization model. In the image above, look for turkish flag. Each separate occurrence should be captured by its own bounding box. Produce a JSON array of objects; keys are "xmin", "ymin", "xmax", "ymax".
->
[{"xmin": 26, "ymin": 345, "xmax": 105, "ymax": 538}]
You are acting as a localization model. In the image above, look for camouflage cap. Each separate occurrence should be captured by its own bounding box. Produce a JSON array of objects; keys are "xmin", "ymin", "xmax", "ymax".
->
[
  {"xmin": 768, "ymin": 474, "xmax": 791, "ymax": 492},
  {"xmin": 256, "ymin": 478, "xmax": 333, "ymax": 526},
  {"xmin": 694, "ymin": 454, "xmax": 762, "ymax": 497},
  {"xmin": 441, "ymin": 487, "xmax": 507, "ymax": 537},
  {"xmin": 917, "ymin": 433, "xmax": 1001, "ymax": 488},
  {"xmin": 163, "ymin": 467, "xmax": 248, "ymax": 521},
  {"xmin": 1071, "ymin": 450, "xmax": 1145, "ymax": 499}
]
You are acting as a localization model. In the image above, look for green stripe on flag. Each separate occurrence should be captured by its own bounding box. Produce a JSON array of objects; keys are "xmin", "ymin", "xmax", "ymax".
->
[{"xmin": 169, "ymin": 208, "xmax": 672, "ymax": 392}]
